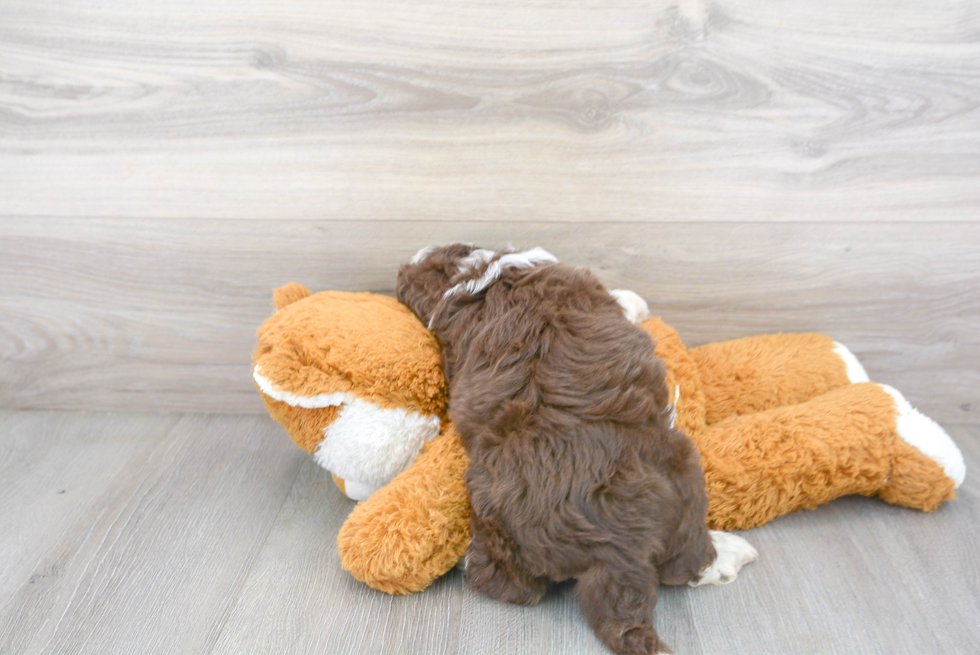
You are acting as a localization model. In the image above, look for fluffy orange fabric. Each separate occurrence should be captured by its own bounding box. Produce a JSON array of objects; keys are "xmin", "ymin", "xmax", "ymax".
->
[
  {"xmin": 690, "ymin": 333, "xmax": 853, "ymax": 425},
  {"xmin": 642, "ymin": 318, "xmax": 705, "ymax": 436},
  {"xmin": 261, "ymin": 399, "xmax": 340, "ymax": 454},
  {"xmin": 637, "ymin": 321, "xmax": 955, "ymax": 530},
  {"xmin": 879, "ymin": 442, "xmax": 956, "ymax": 512},
  {"xmin": 697, "ymin": 383, "xmax": 951, "ymax": 530},
  {"xmin": 273, "ymin": 281, "xmax": 312, "ymax": 310},
  {"xmin": 337, "ymin": 424, "xmax": 472, "ymax": 594},
  {"xmin": 254, "ymin": 290, "xmax": 447, "ymax": 416}
]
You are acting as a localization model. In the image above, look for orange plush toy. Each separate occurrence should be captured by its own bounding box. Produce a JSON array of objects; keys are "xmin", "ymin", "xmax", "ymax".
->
[{"xmin": 252, "ymin": 284, "xmax": 965, "ymax": 595}]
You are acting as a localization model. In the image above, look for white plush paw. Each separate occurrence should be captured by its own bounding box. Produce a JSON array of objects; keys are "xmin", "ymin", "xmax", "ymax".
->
[
  {"xmin": 610, "ymin": 289, "xmax": 650, "ymax": 324},
  {"xmin": 880, "ymin": 385, "xmax": 966, "ymax": 488},
  {"xmin": 690, "ymin": 531, "xmax": 758, "ymax": 587}
]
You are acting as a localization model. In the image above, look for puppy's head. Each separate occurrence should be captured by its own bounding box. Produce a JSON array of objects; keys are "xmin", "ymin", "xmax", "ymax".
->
[
  {"xmin": 397, "ymin": 243, "xmax": 560, "ymax": 327},
  {"xmin": 396, "ymin": 243, "xmax": 488, "ymax": 325}
]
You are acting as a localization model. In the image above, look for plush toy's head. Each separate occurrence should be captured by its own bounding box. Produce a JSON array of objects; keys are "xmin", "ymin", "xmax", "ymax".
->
[{"xmin": 252, "ymin": 283, "xmax": 449, "ymax": 500}]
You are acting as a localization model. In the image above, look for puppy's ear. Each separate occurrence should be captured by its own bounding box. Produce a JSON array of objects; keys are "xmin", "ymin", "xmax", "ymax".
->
[
  {"xmin": 397, "ymin": 244, "xmax": 478, "ymax": 323},
  {"xmin": 396, "ymin": 263, "xmax": 446, "ymax": 325}
]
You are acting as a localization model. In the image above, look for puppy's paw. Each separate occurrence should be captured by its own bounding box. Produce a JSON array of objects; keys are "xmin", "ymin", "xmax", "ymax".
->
[
  {"xmin": 599, "ymin": 622, "xmax": 667, "ymax": 655},
  {"xmin": 689, "ymin": 531, "xmax": 758, "ymax": 587},
  {"xmin": 619, "ymin": 625, "xmax": 659, "ymax": 655},
  {"xmin": 610, "ymin": 289, "xmax": 650, "ymax": 324}
]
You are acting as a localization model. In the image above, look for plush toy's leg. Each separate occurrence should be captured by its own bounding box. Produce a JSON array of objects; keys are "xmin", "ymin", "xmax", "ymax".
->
[
  {"xmin": 876, "ymin": 385, "xmax": 966, "ymax": 507},
  {"xmin": 689, "ymin": 333, "xmax": 869, "ymax": 425},
  {"xmin": 336, "ymin": 424, "xmax": 471, "ymax": 595},
  {"xmin": 695, "ymin": 383, "xmax": 964, "ymax": 531}
]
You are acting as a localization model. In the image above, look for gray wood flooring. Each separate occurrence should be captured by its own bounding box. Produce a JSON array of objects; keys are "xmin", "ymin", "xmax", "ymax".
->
[{"xmin": 0, "ymin": 410, "xmax": 977, "ymax": 654}]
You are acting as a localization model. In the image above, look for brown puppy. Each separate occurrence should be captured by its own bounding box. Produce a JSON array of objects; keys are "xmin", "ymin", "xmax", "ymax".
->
[{"xmin": 397, "ymin": 244, "xmax": 756, "ymax": 655}]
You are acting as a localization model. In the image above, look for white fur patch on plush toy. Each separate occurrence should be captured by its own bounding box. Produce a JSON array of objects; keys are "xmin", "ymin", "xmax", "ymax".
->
[
  {"xmin": 314, "ymin": 397, "xmax": 442, "ymax": 491},
  {"xmin": 832, "ymin": 341, "xmax": 870, "ymax": 384},
  {"xmin": 253, "ymin": 366, "xmax": 348, "ymax": 408},
  {"xmin": 880, "ymin": 384, "xmax": 966, "ymax": 488},
  {"xmin": 255, "ymin": 365, "xmax": 442, "ymax": 497}
]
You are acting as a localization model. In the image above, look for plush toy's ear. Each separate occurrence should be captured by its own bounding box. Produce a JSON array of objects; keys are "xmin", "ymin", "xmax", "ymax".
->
[{"xmin": 273, "ymin": 282, "xmax": 312, "ymax": 310}]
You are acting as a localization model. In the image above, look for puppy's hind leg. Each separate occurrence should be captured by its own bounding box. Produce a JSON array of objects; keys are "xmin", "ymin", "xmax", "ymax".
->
[
  {"xmin": 464, "ymin": 514, "xmax": 548, "ymax": 606},
  {"xmin": 578, "ymin": 562, "xmax": 670, "ymax": 655}
]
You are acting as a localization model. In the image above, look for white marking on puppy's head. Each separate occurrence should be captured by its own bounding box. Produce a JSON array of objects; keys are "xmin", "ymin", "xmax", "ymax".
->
[
  {"xmin": 457, "ymin": 248, "xmax": 496, "ymax": 274},
  {"xmin": 410, "ymin": 245, "xmax": 438, "ymax": 265},
  {"xmin": 444, "ymin": 246, "xmax": 558, "ymax": 298},
  {"xmin": 412, "ymin": 242, "xmax": 476, "ymax": 266}
]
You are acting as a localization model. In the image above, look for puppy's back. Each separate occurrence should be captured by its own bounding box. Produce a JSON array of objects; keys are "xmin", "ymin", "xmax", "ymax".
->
[{"xmin": 449, "ymin": 262, "xmax": 669, "ymax": 436}]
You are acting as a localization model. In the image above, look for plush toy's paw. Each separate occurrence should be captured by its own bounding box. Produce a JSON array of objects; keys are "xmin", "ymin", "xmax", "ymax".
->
[
  {"xmin": 610, "ymin": 289, "xmax": 650, "ymax": 324},
  {"xmin": 880, "ymin": 385, "xmax": 966, "ymax": 488},
  {"xmin": 689, "ymin": 531, "xmax": 758, "ymax": 587},
  {"xmin": 874, "ymin": 385, "xmax": 965, "ymax": 512},
  {"xmin": 337, "ymin": 426, "xmax": 472, "ymax": 595}
]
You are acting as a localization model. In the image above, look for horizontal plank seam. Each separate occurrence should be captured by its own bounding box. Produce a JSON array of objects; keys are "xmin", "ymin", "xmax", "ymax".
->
[{"xmin": 2, "ymin": 216, "xmax": 978, "ymax": 226}]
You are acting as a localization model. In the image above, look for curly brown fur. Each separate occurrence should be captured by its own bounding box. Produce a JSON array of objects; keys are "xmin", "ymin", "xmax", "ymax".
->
[{"xmin": 397, "ymin": 244, "xmax": 716, "ymax": 655}]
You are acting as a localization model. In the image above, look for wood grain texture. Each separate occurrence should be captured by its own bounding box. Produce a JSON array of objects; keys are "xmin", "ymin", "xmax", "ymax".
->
[
  {"xmin": 1, "ymin": 0, "xmax": 978, "ymax": 222},
  {"xmin": 185, "ymin": 422, "xmax": 980, "ymax": 655},
  {"xmin": 211, "ymin": 459, "xmax": 476, "ymax": 655},
  {"xmin": 2, "ymin": 218, "xmax": 978, "ymax": 421},
  {"xmin": 0, "ymin": 411, "xmax": 159, "ymax": 602},
  {"xmin": 3, "ymin": 411, "xmax": 975, "ymax": 654},
  {"xmin": 0, "ymin": 411, "xmax": 304, "ymax": 655}
]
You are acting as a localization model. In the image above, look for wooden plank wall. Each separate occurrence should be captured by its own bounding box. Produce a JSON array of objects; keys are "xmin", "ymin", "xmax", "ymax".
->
[{"xmin": 1, "ymin": 1, "xmax": 978, "ymax": 421}]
